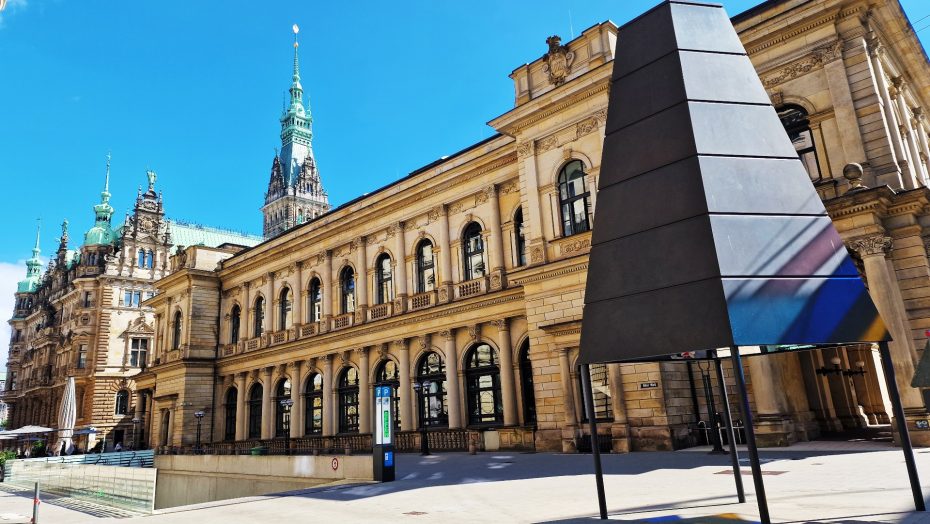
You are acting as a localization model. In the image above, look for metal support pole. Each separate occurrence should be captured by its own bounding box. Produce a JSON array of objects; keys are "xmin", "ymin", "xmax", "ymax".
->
[
  {"xmin": 878, "ymin": 341, "xmax": 925, "ymax": 511},
  {"xmin": 700, "ymin": 364, "xmax": 726, "ymax": 454},
  {"xmin": 714, "ymin": 355, "xmax": 745, "ymax": 503},
  {"xmin": 729, "ymin": 347, "xmax": 770, "ymax": 524},
  {"xmin": 580, "ymin": 363, "xmax": 608, "ymax": 520},
  {"xmin": 31, "ymin": 481, "xmax": 39, "ymax": 524}
]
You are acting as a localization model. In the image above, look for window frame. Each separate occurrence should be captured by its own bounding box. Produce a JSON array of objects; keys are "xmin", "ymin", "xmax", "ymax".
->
[
  {"xmin": 557, "ymin": 159, "xmax": 592, "ymax": 237},
  {"xmin": 415, "ymin": 240, "xmax": 436, "ymax": 293},
  {"xmin": 278, "ymin": 287, "xmax": 292, "ymax": 331},
  {"xmin": 130, "ymin": 337, "xmax": 148, "ymax": 368},
  {"xmin": 308, "ymin": 278, "xmax": 322, "ymax": 323},
  {"xmin": 514, "ymin": 207, "xmax": 527, "ymax": 267},
  {"xmin": 230, "ymin": 305, "xmax": 241, "ymax": 344},
  {"xmin": 340, "ymin": 267, "xmax": 356, "ymax": 315},
  {"xmin": 253, "ymin": 296, "xmax": 265, "ymax": 337},
  {"xmin": 374, "ymin": 360, "xmax": 401, "ymax": 430},
  {"xmin": 304, "ymin": 373, "xmax": 324, "ymax": 435},
  {"xmin": 462, "ymin": 222, "xmax": 486, "ymax": 281},
  {"xmin": 248, "ymin": 383, "xmax": 263, "ymax": 439},
  {"xmin": 224, "ymin": 387, "xmax": 237, "ymax": 441},
  {"xmin": 337, "ymin": 367, "xmax": 360, "ymax": 434},
  {"xmin": 172, "ymin": 311, "xmax": 182, "ymax": 350},
  {"xmin": 114, "ymin": 390, "xmax": 129, "ymax": 416},
  {"xmin": 375, "ymin": 254, "xmax": 393, "ymax": 305},
  {"xmin": 274, "ymin": 379, "xmax": 292, "ymax": 438},
  {"xmin": 464, "ymin": 343, "xmax": 503, "ymax": 427},
  {"xmin": 416, "ymin": 351, "xmax": 448, "ymax": 428}
]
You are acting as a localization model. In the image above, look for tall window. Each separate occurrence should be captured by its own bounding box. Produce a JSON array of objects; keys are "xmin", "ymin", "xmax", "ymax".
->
[
  {"xmin": 375, "ymin": 254, "xmax": 393, "ymax": 305},
  {"xmin": 518, "ymin": 341, "xmax": 536, "ymax": 426},
  {"xmin": 416, "ymin": 351, "xmax": 448, "ymax": 427},
  {"xmin": 514, "ymin": 207, "xmax": 527, "ymax": 267},
  {"xmin": 146, "ymin": 250, "xmax": 154, "ymax": 269},
  {"xmin": 279, "ymin": 287, "xmax": 292, "ymax": 330},
  {"xmin": 578, "ymin": 363, "xmax": 613, "ymax": 422},
  {"xmin": 83, "ymin": 291, "xmax": 93, "ymax": 308},
  {"xmin": 558, "ymin": 160, "xmax": 592, "ymax": 236},
  {"xmin": 465, "ymin": 343, "xmax": 502, "ymax": 426},
  {"xmin": 340, "ymin": 267, "xmax": 356, "ymax": 314},
  {"xmin": 124, "ymin": 290, "xmax": 141, "ymax": 307},
  {"xmin": 304, "ymin": 373, "xmax": 324, "ymax": 435},
  {"xmin": 114, "ymin": 390, "xmax": 129, "ymax": 415},
  {"xmin": 274, "ymin": 379, "xmax": 292, "ymax": 438},
  {"xmin": 76, "ymin": 344, "xmax": 87, "ymax": 369},
  {"xmin": 416, "ymin": 240, "xmax": 435, "ymax": 293},
  {"xmin": 248, "ymin": 384, "xmax": 263, "ymax": 439},
  {"xmin": 172, "ymin": 311, "xmax": 182, "ymax": 350},
  {"xmin": 230, "ymin": 305, "xmax": 241, "ymax": 344},
  {"xmin": 462, "ymin": 222, "xmax": 485, "ymax": 281},
  {"xmin": 224, "ymin": 388, "xmax": 237, "ymax": 441},
  {"xmin": 337, "ymin": 367, "xmax": 360, "ymax": 433},
  {"xmin": 778, "ymin": 105, "xmax": 822, "ymax": 181},
  {"xmin": 253, "ymin": 297, "xmax": 265, "ymax": 337},
  {"xmin": 137, "ymin": 249, "xmax": 146, "ymax": 268},
  {"xmin": 130, "ymin": 338, "xmax": 148, "ymax": 367},
  {"xmin": 374, "ymin": 360, "xmax": 401, "ymax": 430},
  {"xmin": 308, "ymin": 278, "xmax": 322, "ymax": 322}
]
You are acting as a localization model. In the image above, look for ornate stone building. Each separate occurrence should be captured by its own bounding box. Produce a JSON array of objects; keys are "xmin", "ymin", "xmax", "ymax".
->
[
  {"xmin": 31, "ymin": 0, "xmax": 930, "ymax": 454},
  {"xmin": 3, "ymin": 161, "xmax": 260, "ymax": 450}
]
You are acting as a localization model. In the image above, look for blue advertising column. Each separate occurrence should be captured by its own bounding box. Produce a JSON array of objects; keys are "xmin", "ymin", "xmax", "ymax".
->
[{"xmin": 373, "ymin": 385, "xmax": 395, "ymax": 482}]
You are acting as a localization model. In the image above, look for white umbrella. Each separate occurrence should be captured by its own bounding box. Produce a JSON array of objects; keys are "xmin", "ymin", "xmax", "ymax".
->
[
  {"xmin": 56, "ymin": 377, "xmax": 76, "ymax": 454},
  {"xmin": 0, "ymin": 425, "xmax": 54, "ymax": 435}
]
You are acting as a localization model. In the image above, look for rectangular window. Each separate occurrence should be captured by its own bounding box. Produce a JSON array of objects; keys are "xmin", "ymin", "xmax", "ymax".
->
[
  {"xmin": 124, "ymin": 290, "xmax": 132, "ymax": 307},
  {"xmin": 83, "ymin": 291, "xmax": 93, "ymax": 308},
  {"xmin": 9, "ymin": 371, "xmax": 16, "ymax": 391},
  {"xmin": 133, "ymin": 291, "xmax": 142, "ymax": 307},
  {"xmin": 77, "ymin": 344, "xmax": 87, "ymax": 369},
  {"xmin": 130, "ymin": 338, "xmax": 148, "ymax": 367}
]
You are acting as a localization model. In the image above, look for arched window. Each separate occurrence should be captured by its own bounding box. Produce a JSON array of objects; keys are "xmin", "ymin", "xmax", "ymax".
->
[
  {"xmin": 114, "ymin": 390, "xmax": 129, "ymax": 415},
  {"xmin": 558, "ymin": 160, "xmax": 592, "ymax": 236},
  {"xmin": 248, "ymin": 383, "xmax": 263, "ymax": 439},
  {"xmin": 340, "ymin": 267, "xmax": 356, "ymax": 314},
  {"xmin": 465, "ymin": 343, "xmax": 502, "ymax": 426},
  {"xmin": 374, "ymin": 360, "xmax": 401, "ymax": 430},
  {"xmin": 172, "ymin": 311, "xmax": 182, "ymax": 350},
  {"xmin": 375, "ymin": 254, "xmax": 393, "ymax": 305},
  {"xmin": 137, "ymin": 249, "xmax": 146, "ymax": 268},
  {"xmin": 304, "ymin": 373, "xmax": 324, "ymax": 435},
  {"xmin": 274, "ymin": 379, "xmax": 292, "ymax": 438},
  {"xmin": 278, "ymin": 287, "xmax": 292, "ymax": 331},
  {"xmin": 253, "ymin": 296, "xmax": 265, "ymax": 337},
  {"xmin": 518, "ymin": 341, "xmax": 536, "ymax": 426},
  {"xmin": 224, "ymin": 387, "xmax": 237, "ymax": 441},
  {"xmin": 514, "ymin": 207, "xmax": 527, "ymax": 267},
  {"xmin": 778, "ymin": 105, "xmax": 822, "ymax": 181},
  {"xmin": 416, "ymin": 351, "xmax": 448, "ymax": 428},
  {"xmin": 308, "ymin": 278, "xmax": 322, "ymax": 323},
  {"xmin": 462, "ymin": 222, "xmax": 485, "ymax": 281},
  {"xmin": 416, "ymin": 240, "xmax": 435, "ymax": 293},
  {"xmin": 230, "ymin": 305, "xmax": 241, "ymax": 344},
  {"xmin": 146, "ymin": 250, "xmax": 154, "ymax": 269},
  {"xmin": 337, "ymin": 367, "xmax": 360, "ymax": 433},
  {"xmin": 578, "ymin": 363, "xmax": 613, "ymax": 422}
]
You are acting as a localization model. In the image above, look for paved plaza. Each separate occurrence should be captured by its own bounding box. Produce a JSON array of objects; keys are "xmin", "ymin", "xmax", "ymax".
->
[{"xmin": 1, "ymin": 442, "xmax": 930, "ymax": 523}]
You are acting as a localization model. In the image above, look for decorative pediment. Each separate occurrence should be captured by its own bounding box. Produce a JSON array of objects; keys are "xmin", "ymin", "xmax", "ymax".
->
[{"xmin": 123, "ymin": 315, "xmax": 155, "ymax": 336}]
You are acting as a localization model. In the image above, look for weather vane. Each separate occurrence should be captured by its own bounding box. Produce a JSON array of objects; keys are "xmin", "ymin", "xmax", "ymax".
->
[{"xmin": 293, "ymin": 24, "xmax": 299, "ymax": 48}]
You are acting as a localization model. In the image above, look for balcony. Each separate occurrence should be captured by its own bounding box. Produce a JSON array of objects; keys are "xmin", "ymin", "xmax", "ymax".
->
[
  {"xmin": 221, "ymin": 344, "xmax": 237, "ymax": 357},
  {"xmin": 300, "ymin": 322, "xmax": 321, "ymax": 338},
  {"xmin": 368, "ymin": 302, "xmax": 393, "ymax": 321},
  {"xmin": 456, "ymin": 277, "xmax": 488, "ymax": 299},
  {"xmin": 408, "ymin": 291, "xmax": 436, "ymax": 312},
  {"xmin": 245, "ymin": 337, "xmax": 261, "ymax": 352},
  {"xmin": 333, "ymin": 313, "xmax": 355, "ymax": 330}
]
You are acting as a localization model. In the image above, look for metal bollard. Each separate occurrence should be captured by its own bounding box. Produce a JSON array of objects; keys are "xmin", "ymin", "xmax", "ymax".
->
[{"xmin": 31, "ymin": 481, "xmax": 39, "ymax": 524}]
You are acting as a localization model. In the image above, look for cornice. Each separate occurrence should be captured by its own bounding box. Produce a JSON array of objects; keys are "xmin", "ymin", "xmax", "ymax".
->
[{"xmin": 490, "ymin": 76, "xmax": 611, "ymax": 136}]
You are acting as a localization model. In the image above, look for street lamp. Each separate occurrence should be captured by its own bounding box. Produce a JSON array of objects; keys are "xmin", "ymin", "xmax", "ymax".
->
[
  {"xmin": 193, "ymin": 411, "xmax": 205, "ymax": 453},
  {"xmin": 412, "ymin": 380, "xmax": 432, "ymax": 455},
  {"xmin": 131, "ymin": 418, "xmax": 141, "ymax": 450}
]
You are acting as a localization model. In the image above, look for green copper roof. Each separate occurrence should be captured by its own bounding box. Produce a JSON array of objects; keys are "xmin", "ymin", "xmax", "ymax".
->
[
  {"xmin": 17, "ymin": 223, "xmax": 43, "ymax": 293},
  {"xmin": 84, "ymin": 155, "xmax": 115, "ymax": 246},
  {"xmin": 167, "ymin": 220, "xmax": 261, "ymax": 249}
]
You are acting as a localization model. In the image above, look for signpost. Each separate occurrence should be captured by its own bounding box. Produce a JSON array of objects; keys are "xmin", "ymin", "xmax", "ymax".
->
[{"xmin": 373, "ymin": 385, "xmax": 395, "ymax": 482}]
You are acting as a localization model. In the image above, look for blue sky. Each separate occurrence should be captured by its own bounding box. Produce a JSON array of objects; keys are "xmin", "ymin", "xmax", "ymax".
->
[{"xmin": 0, "ymin": 0, "xmax": 929, "ymax": 334}]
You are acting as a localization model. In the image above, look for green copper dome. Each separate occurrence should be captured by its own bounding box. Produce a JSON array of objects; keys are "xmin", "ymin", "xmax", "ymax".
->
[
  {"xmin": 84, "ymin": 154, "xmax": 116, "ymax": 246},
  {"xmin": 17, "ymin": 223, "xmax": 42, "ymax": 293}
]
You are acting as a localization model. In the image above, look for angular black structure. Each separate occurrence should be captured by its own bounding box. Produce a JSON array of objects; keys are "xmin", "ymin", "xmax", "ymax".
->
[{"xmin": 579, "ymin": 0, "xmax": 889, "ymax": 365}]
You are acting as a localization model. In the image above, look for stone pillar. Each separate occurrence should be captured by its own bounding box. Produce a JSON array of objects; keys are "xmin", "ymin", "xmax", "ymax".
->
[
  {"xmin": 165, "ymin": 406, "xmax": 175, "ymax": 447},
  {"xmin": 868, "ymin": 39, "xmax": 908, "ymax": 187},
  {"xmin": 438, "ymin": 205, "xmax": 453, "ymax": 303},
  {"xmin": 265, "ymin": 272, "xmax": 275, "ymax": 333},
  {"xmin": 746, "ymin": 354, "xmax": 795, "ymax": 446},
  {"xmin": 494, "ymin": 319, "xmax": 517, "ymax": 426},
  {"xmin": 396, "ymin": 339, "xmax": 413, "ymax": 432},
  {"xmin": 802, "ymin": 351, "xmax": 843, "ymax": 432},
  {"xmin": 823, "ymin": 45, "xmax": 869, "ymax": 171},
  {"xmin": 260, "ymin": 367, "xmax": 273, "ymax": 439},
  {"xmin": 322, "ymin": 250, "xmax": 333, "ymax": 331},
  {"xmin": 290, "ymin": 360, "xmax": 302, "ymax": 438},
  {"xmin": 486, "ymin": 185, "xmax": 505, "ymax": 290},
  {"xmin": 440, "ymin": 329, "xmax": 461, "ymax": 428},
  {"xmin": 825, "ymin": 348, "xmax": 866, "ymax": 429},
  {"xmin": 242, "ymin": 283, "xmax": 251, "ymax": 339},
  {"xmin": 235, "ymin": 372, "xmax": 247, "ymax": 440},
  {"xmin": 557, "ymin": 348, "xmax": 578, "ymax": 452},
  {"xmin": 394, "ymin": 223, "xmax": 408, "ymax": 312},
  {"xmin": 914, "ymin": 108, "xmax": 930, "ymax": 181},
  {"xmin": 892, "ymin": 77, "xmax": 922, "ymax": 188},
  {"xmin": 355, "ymin": 237, "xmax": 368, "ymax": 320},
  {"xmin": 518, "ymin": 141, "xmax": 546, "ymax": 266},
  {"xmin": 322, "ymin": 355, "xmax": 334, "ymax": 436},
  {"xmin": 357, "ymin": 347, "xmax": 371, "ymax": 433},
  {"xmin": 295, "ymin": 261, "xmax": 304, "ymax": 325}
]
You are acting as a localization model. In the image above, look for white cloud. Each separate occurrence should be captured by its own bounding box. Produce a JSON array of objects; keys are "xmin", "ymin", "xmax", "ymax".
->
[{"xmin": 0, "ymin": 261, "xmax": 26, "ymax": 370}]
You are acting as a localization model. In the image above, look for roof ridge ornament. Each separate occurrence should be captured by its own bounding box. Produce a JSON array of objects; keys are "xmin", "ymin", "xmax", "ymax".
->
[{"xmin": 542, "ymin": 35, "xmax": 574, "ymax": 86}]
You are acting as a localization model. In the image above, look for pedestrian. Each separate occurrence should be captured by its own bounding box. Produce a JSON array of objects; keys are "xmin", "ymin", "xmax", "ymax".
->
[{"xmin": 114, "ymin": 442, "xmax": 123, "ymax": 452}]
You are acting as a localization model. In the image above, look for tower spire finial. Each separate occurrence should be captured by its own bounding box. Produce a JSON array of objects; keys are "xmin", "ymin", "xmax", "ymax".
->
[
  {"xmin": 33, "ymin": 218, "xmax": 41, "ymax": 257},
  {"xmin": 105, "ymin": 151, "xmax": 111, "ymax": 192},
  {"xmin": 292, "ymin": 24, "xmax": 300, "ymax": 83}
]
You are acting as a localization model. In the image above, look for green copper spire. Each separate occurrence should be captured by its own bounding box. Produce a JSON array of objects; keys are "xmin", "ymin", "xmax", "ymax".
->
[
  {"xmin": 84, "ymin": 152, "xmax": 116, "ymax": 246},
  {"xmin": 18, "ymin": 220, "xmax": 43, "ymax": 293},
  {"xmin": 287, "ymin": 24, "xmax": 304, "ymax": 113}
]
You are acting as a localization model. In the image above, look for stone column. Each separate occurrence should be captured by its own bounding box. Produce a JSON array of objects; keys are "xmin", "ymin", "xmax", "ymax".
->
[
  {"xmin": 518, "ymin": 141, "xmax": 546, "ymax": 266},
  {"xmin": 438, "ymin": 205, "xmax": 453, "ymax": 303},
  {"xmin": 746, "ymin": 353, "xmax": 795, "ymax": 446},
  {"xmin": 235, "ymin": 372, "xmax": 247, "ymax": 440},
  {"xmin": 295, "ymin": 261, "xmax": 304, "ymax": 325},
  {"xmin": 849, "ymin": 235, "xmax": 926, "ymax": 426},
  {"xmin": 892, "ymin": 77, "xmax": 922, "ymax": 188},
  {"xmin": 440, "ymin": 329, "xmax": 461, "ymax": 428},
  {"xmin": 395, "ymin": 339, "xmax": 413, "ymax": 432},
  {"xmin": 868, "ymin": 39, "xmax": 908, "ymax": 187},
  {"xmin": 322, "ymin": 355, "xmax": 334, "ymax": 436},
  {"xmin": 486, "ymin": 185, "xmax": 505, "ymax": 290},
  {"xmin": 260, "ymin": 367, "xmax": 273, "ymax": 439},
  {"xmin": 357, "ymin": 347, "xmax": 371, "ymax": 433},
  {"xmin": 394, "ymin": 223, "xmax": 408, "ymax": 312},
  {"xmin": 290, "ymin": 360, "xmax": 302, "ymax": 438},
  {"xmin": 914, "ymin": 108, "xmax": 930, "ymax": 181},
  {"xmin": 322, "ymin": 250, "xmax": 333, "ymax": 331},
  {"xmin": 242, "ymin": 283, "xmax": 251, "ymax": 340},
  {"xmin": 165, "ymin": 406, "xmax": 175, "ymax": 447},
  {"xmin": 265, "ymin": 272, "xmax": 275, "ymax": 333},
  {"xmin": 355, "ymin": 237, "xmax": 368, "ymax": 320},
  {"xmin": 607, "ymin": 363, "xmax": 627, "ymax": 425},
  {"xmin": 557, "ymin": 348, "xmax": 578, "ymax": 452},
  {"xmin": 494, "ymin": 319, "xmax": 517, "ymax": 426},
  {"xmin": 824, "ymin": 44, "xmax": 869, "ymax": 171}
]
